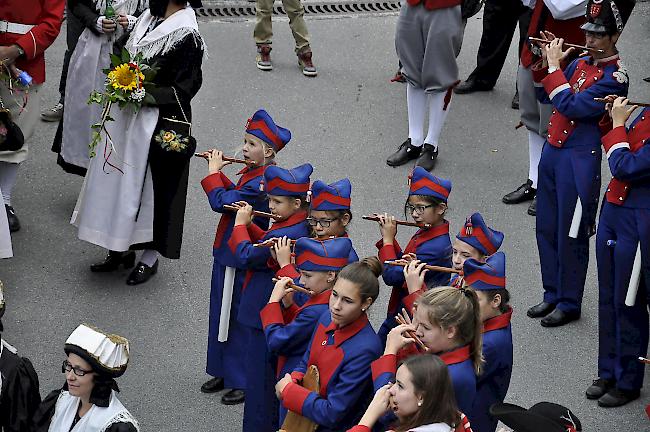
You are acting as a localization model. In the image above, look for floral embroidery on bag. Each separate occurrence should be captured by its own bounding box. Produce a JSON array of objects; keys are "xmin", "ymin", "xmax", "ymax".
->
[{"xmin": 155, "ymin": 129, "xmax": 189, "ymax": 152}]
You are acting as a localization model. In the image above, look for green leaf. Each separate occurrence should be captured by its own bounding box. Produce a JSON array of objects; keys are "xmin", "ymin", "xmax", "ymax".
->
[
  {"xmin": 121, "ymin": 48, "xmax": 131, "ymax": 64},
  {"xmin": 110, "ymin": 53, "xmax": 122, "ymax": 68}
]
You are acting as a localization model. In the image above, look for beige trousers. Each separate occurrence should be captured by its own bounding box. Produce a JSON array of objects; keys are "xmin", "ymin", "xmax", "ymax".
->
[
  {"xmin": 0, "ymin": 82, "xmax": 42, "ymax": 164},
  {"xmin": 254, "ymin": 0, "xmax": 311, "ymax": 54}
]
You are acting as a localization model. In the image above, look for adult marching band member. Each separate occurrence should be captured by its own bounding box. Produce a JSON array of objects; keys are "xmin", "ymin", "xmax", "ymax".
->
[
  {"xmin": 229, "ymin": 164, "xmax": 312, "ymax": 431},
  {"xmin": 52, "ymin": 0, "xmax": 149, "ymax": 175},
  {"xmin": 0, "ymin": 281, "xmax": 41, "ymax": 431},
  {"xmin": 463, "ymin": 253, "xmax": 512, "ymax": 432},
  {"xmin": 348, "ymin": 356, "xmax": 472, "ymax": 432},
  {"xmin": 275, "ymin": 258, "xmax": 383, "ymax": 431},
  {"xmin": 372, "ymin": 287, "xmax": 482, "ymax": 416},
  {"xmin": 527, "ymin": 0, "xmax": 633, "ymax": 327},
  {"xmin": 586, "ymin": 96, "xmax": 649, "ymax": 407},
  {"xmin": 262, "ymin": 237, "xmax": 354, "ymax": 424},
  {"xmin": 502, "ymin": 0, "xmax": 587, "ymax": 215},
  {"xmin": 71, "ymin": 0, "xmax": 205, "ymax": 284},
  {"xmin": 376, "ymin": 168, "xmax": 452, "ymax": 343},
  {"xmin": 385, "ymin": 0, "xmax": 463, "ymax": 171},
  {"xmin": 200, "ymin": 109, "xmax": 289, "ymax": 404},
  {"xmin": 32, "ymin": 324, "xmax": 138, "ymax": 432}
]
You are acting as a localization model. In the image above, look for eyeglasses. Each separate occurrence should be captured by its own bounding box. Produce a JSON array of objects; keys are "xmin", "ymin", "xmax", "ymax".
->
[
  {"xmin": 405, "ymin": 204, "xmax": 435, "ymax": 214},
  {"xmin": 306, "ymin": 217, "xmax": 338, "ymax": 228},
  {"xmin": 584, "ymin": 31, "xmax": 607, "ymax": 39},
  {"xmin": 62, "ymin": 360, "xmax": 93, "ymax": 377}
]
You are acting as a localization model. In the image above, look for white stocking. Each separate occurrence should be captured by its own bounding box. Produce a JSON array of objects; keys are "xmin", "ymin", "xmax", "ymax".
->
[
  {"xmin": 0, "ymin": 162, "xmax": 20, "ymax": 206},
  {"xmin": 139, "ymin": 249, "xmax": 159, "ymax": 267},
  {"xmin": 407, "ymin": 83, "xmax": 427, "ymax": 147},
  {"xmin": 528, "ymin": 131, "xmax": 545, "ymax": 189},
  {"xmin": 424, "ymin": 91, "xmax": 451, "ymax": 149}
]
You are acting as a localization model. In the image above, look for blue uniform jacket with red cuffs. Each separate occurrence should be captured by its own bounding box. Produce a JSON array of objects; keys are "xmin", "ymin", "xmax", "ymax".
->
[
  {"xmin": 201, "ymin": 166, "xmax": 271, "ymax": 266},
  {"xmin": 228, "ymin": 210, "xmax": 310, "ymax": 329},
  {"xmin": 371, "ymin": 344, "xmax": 477, "ymax": 416},
  {"xmin": 471, "ymin": 307, "xmax": 513, "ymax": 432},
  {"xmin": 281, "ymin": 311, "xmax": 382, "ymax": 431}
]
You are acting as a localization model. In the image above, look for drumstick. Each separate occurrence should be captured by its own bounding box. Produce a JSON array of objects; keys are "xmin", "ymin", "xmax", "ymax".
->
[
  {"xmin": 384, "ymin": 260, "xmax": 461, "ymax": 274},
  {"xmin": 362, "ymin": 214, "xmax": 431, "ymax": 229},
  {"xmin": 272, "ymin": 278, "xmax": 315, "ymax": 296},
  {"xmin": 528, "ymin": 37, "xmax": 604, "ymax": 53},
  {"xmin": 395, "ymin": 315, "xmax": 429, "ymax": 352},
  {"xmin": 639, "ymin": 357, "xmax": 650, "ymax": 365},
  {"xmin": 223, "ymin": 204, "xmax": 280, "ymax": 220},
  {"xmin": 593, "ymin": 97, "xmax": 650, "ymax": 108},
  {"xmin": 193, "ymin": 153, "xmax": 256, "ymax": 165}
]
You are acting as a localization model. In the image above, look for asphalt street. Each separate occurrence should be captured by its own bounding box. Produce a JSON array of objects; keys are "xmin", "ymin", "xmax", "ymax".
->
[{"xmin": 1, "ymin": 3, "xmax": 649, "ymax": 431}]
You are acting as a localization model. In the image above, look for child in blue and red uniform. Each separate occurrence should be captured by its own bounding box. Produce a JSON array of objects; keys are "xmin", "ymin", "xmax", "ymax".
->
[
  {"xmin": 228, "ymin": 164, "xmax": 312, "ymax": 431},
  {"xmin": 585, "ymin": 96, "xmax": 649, "ymax": 408},
  {"xmin": 463, "ymin": 252, "xmax": 512, "ymax": 432},
  {"xmin": 376, "ymin": 167, "xmax": 453, "ymax": 344},
  {"xmin": 261, "ymin": 237, "xmax": 354, "ymax": 425},
  {"xmin": 275, "ymin": 257, "xmax": 383, "ymax": 431},
  {"xmin": 200, "ymin": 109, "xmax": 290, "ymax": 403},
  {"xmin": 372, "ymin": 286, "xmax": 482, "ymax": 418},
  {"xmin": 527, "ymin": 0, "xmax": 632, "ymax": 328}
]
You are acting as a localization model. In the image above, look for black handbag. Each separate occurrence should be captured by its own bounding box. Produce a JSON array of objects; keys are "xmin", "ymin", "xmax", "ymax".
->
[
  {"xmin": 0, "ymin": 95, "xmax": 24, "ymax": 151},
  {"xmin": 153, "ymin": 87, "xmax": 196, "ymax": 158}
]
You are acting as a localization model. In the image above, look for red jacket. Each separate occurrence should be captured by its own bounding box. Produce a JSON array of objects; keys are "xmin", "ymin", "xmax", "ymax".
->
[{"xmin": 0, "ymin": 0, "xmax": 65, "ymax": 84}]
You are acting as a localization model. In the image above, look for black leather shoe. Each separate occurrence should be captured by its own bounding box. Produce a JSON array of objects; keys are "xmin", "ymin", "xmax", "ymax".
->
[
  {"xmin": 387, "ymin": 139, "xmax": 421, "ymax": 167},
  {"xmin": 586, "ymin": 378, "xmax": 616, "ymax": 400},
  {"xmin": 503, "ymin": 180, "xmax": 536, "ymax": 204},
  {"xmin": 126, "ymin": 260, "xmax": 158, "ymax": 285},
  {"xmin": 511, "ymin": 89, "xmax": 520, "ymax": 110},
  {"xmin": 221, "ymin": 389, "xmax": 245, "ymax": 405},
  {"xmin": 527, "ymin": 301, "xmax": 556, "ymax": 318},
  {"xmin": 415, "ymin": 144, "xmax": 438, "ymax": 171},
  {"xmin": 453, "ymin": 79, "xmax": 493, "ymax": 94},
  {"xmin": 644, "ymin": 76, "xmax": 650, "ymax": 83},
  {"xmin": 540, "ymin": 308, "xmax": 580, "ymax": 327},
  {"xmin": 598, "ymin": 388, "xmax": 640, "ymax": 407},
  {"xmin": 527, "ymin": 196, "xmax": 537, "ymax": 216},
  {"xmin": 201, "ymin": 377, "xmax": 225, "ymax": 393},
  {"xmin": 90, "ymin": 251, "xmax": 136, "ymax": 272},
  {"xmin": 5, "ymin": 205, "xmax": 20, "ymax": 232}
]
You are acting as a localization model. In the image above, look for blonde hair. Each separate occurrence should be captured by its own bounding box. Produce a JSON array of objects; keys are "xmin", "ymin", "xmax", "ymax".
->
[{"xmin": 418, "ymin": 286, "xmax": 483, "ymax": 375}]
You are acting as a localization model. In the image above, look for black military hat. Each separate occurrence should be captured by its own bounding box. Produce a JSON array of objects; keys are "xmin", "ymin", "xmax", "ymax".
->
[
  {"xmin": 489, "ymin": 402, "xmax": 582, "ymax": 432},
  {"xmin": 581, "ymin": 0, "xmax": 636, "ymax": 34}
]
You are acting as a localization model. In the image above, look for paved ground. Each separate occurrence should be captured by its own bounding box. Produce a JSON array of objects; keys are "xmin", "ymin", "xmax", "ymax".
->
[{"xmin": 2, "ymin": 4, "xmax": 650, "ymax": 431}]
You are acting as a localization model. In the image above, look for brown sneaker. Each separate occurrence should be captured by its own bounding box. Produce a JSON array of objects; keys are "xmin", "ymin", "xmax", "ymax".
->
[
  {"xmin": 297, "ymin": 51, "xmax": 317, "ymax": 77},
  {"xmin": 256, "ymin": 45, "xmax": 272, "ymax": 71}
]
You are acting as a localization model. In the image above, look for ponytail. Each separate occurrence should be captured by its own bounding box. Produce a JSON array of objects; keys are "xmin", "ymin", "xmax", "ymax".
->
[{"xmin": 418, "ymin": 286, "xmax": 483, "ymax": 375}]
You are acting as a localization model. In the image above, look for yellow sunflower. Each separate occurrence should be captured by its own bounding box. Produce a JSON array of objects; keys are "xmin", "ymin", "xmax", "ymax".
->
[{"xmin": 108, "ymin": 64, "xmax": 145, "ymax": 91}]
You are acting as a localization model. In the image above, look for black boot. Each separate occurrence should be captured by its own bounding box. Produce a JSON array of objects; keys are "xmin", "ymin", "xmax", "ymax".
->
[
  {"xmin": 201, "ymin": 377, "xmax": 225, "ymax": 393},
  {"xmin": 586, "ymin": 378, "xmax": 616, "ymax": 400},
  {"xmin": 415, "ymin": 144, "xmax": 438, "ymax": 171},
  {"xmin": 502, "ymin": 180, "xmax": 536, "ymax": 204},
  {"xmin": 221, "ymin": 389, "xmax": 245, "ymax": 405},
  {"xmin": 5, "ymin": 205, "xmax": 20, "ymax": 232},
  {"xmin": 126, "ymin": 260, "xmax": 158, "ymax": 285},
  {"xmin": 598, "ymin": 388, "xmax": 640, "ymax": 407},
  {"xmin": 527, "ymin": 301, "xmax": 555, "ymax": 318},
  {"xmin": 387, "ymin": 139, "xmax": 421, "ymax": 167},
  {"xmin": 90, "ymin": 251, "xmax": 136, "ymax": 272},
  {"xmin": 527, "ymin": 196, "xmax": 537, "ymax": 216}
]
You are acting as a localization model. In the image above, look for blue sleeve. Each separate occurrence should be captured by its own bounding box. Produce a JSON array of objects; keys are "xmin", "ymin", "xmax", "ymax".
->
[
  {"xmin": 608, "ymin": 144, "xmax": 650, "ymax": 182},
  {"xmin": 382, "ymin": 263, "xmax": 405, "ymax": 287},
  {"xmin": 265, "ymin": 307, "xmax": 324, "ymax": 356},
  {"xmin": 535, "ymin": 61, "xmax": 577, "ymax": 105},
  {"xmin": 373, "ymin": 370, "xmax": 394, "ymax": 392},
  {"xmin": 301, "ymin": 348, "xmax": 378, "ymax": 428},
  {"xmin": 206, "ymin": 179, "xmax": 264, "ymax": 213},
  {"xmin": 233, "ymin": 240, "xmax": 273, "ymax": 269}
]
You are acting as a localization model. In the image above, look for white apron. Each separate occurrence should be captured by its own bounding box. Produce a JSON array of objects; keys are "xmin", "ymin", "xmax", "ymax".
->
[
  {"xmin": 48, "ymin": 390, "xmax": 139, "ymax": 432},
  {"xmin": 60, "ymin": 0, "xmax": 144, "ymax": 170}
]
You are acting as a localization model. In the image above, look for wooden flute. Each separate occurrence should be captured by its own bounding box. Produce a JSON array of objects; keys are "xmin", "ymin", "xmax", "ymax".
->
[
  {"xmin": 272, "ymin": 278, "xmax": 315, "ymax": 296},
  {"xmin": 384, "ymin": 260, "xmax": 461, "ymax": 274},
  {"xmin": 253, "ymin": 239, "xmax": 297, "ymax": 248},
  {"xmin": 593, "ymin": 97, "xmax": 650, "ymax": 108},
  {"xmin": 193, "ymin": 153, "xmax": 256, "ymax": 165},
  {"xmin": 639, "ymin": 357, "xmax": 650, "ymax": 365},
  {"xmin": 528, "ymin": 37, "xmax": 605, "ymax": 53},
  {"xmin": 395, "ymin": 315, "xmax": 429, "ymax": 352},
  {"xmin": 222, "ymin": 204, "xmax": 280, "ymax": 220},
  {"xmin": 363, "ymin": 214, "xmax": 431, "ymax": 229}
]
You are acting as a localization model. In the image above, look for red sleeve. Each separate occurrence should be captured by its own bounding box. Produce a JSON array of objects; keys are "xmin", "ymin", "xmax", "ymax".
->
[
  {"xmin": 227, "ymin": 224, "xmax": 251, "ymax": 252},
  {"xmin": 260, "ymin": 302, "xmax": 285, "ymax": 329},
  {"xmin": 531, "ymin": 61, "xmax": 549, "ymax": 83},
  {"xmin": 248, "ymin": 224, "xmax": 266, "ymax": 243},
  {"xmin": 403, "ymin": 288, "xmax": 425, "ymax": 312},
  {"xmin": 347, "ymin": 427, "xmax": 372, "ymax": 432},
  {"xmin": 371, "ymin": 354, "xmax": 397, "ymax": 381},
  {"xmin": 282, "ymin": 304, "xmax": 301, "ymax": 323},
  {"xmin": 201, "ymin": 172, "xmax": 231, "ymax": 194},
  {"xmin": 377, "ymin": 242, "xmax": 399, "ymax": 262},
  {"xmin": 282, "ymin": 381, "xmax": 312, "ymax": 415},
  {"xmin": 602, "ymin": 126, "xmax": 629, "ymax": 155},
  {"xmin": 599, "ymin": 114, "xmax": 614, "ymax": 135},
  {"xmin": 542, "ymin": 69, "xmax": 570, "ymax": 99},
  {"xmin": 276, "ymin": 264, "xmax": 300, "ymax": 279},
  {"xmin": 290, "ymin": 371, "xmax": 305, "ymax": 382},
  {"xmin": 15, "ymin": 0, "xmax": 65, "ymax": 60}
]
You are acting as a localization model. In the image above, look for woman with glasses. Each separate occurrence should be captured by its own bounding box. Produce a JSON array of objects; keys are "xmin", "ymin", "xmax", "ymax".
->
[
  {"xmin": 374, "ymin": 167, "xmax": 453, "ymax": 346},
  {"xmin": 32, "ymin": 324, "xmax": 138, "ymax": 432}
]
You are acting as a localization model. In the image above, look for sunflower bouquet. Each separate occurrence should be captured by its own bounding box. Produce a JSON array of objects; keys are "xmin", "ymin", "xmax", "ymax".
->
[{"xmin": 87, "ymin": 48, "xmax": 156, "ymax": 157}]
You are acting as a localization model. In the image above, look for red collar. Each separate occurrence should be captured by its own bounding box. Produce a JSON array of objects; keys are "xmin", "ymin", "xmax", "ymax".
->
[
  {"xmin": 405, "ymin": 221, "xmax": 449, "ymax": 253},
  {"xmin": 482, "ymin": 307, "xmax": 513, "ymax": 333},
  {"xmin": 593, "ymin": 54, "xmax": 620, "ymax": 66},
  {"xmin": 238, "ymin": 165, "xmax": 266, "ymax": 185},
  {"xmin": 439, "ymin": 344, "xmax": 471, "ymax": 366},
  {"xmin": 270, "ymin": 210, "xmax": 308, "ymax": 230},
  {"xmin": 323, "ymin": 313, "xmax": 369, "ymax": 347},
  {"xmin": 300, "ymin": 290, "xmax": 331, "ymax": 311}
]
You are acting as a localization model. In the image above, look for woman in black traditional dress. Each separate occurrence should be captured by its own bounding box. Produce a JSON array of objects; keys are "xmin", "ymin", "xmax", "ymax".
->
[
  {"xmin": 71, "ymin": 0, "xmax": 205, "ymax": 285},
  {"xmin": 32, "ymin": 324, "xmax": 137, "ymax": 432}
]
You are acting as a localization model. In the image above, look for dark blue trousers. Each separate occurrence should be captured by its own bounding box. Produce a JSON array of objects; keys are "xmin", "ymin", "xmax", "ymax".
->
[
  {"xmin": 242, "ymin": 327, "xmax": 279, "ymax": 432},
  {"xmin": 536, "ymin": 144, "xmax": 600, "ymax": 314},
  {"xmin": 206, "ymin": 260, "xmax": 249, "ymax": 389},
  {"xmin": 596, "ymin": 203, "xmax": 649, "ymax": 390}
]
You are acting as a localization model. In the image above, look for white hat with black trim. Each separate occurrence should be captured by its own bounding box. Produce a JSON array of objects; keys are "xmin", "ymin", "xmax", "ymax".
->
[{"xmin": 64, "ymin": 324, "xmax": 130, "ymax": 377}]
